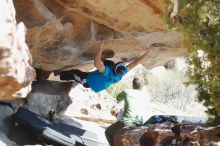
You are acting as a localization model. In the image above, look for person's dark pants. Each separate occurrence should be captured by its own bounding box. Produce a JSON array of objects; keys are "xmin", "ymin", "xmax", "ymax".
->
[
  {"xmin": 59, "ymin": 69, "xmax": 90, "ymax": 88},
  {"xmin": 105, "ymin": 121, "xmax": 134, "ymax": 146}
]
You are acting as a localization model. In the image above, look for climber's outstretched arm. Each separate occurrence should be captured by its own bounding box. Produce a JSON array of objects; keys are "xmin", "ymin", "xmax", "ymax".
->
[{"xmin": 126, "ymin": 49, "xmax": 148, "ymax": 71}]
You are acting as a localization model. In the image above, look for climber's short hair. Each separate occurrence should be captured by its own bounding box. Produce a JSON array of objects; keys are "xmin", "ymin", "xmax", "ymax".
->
[{"xmin": 113, "ymin": 62, "xmax": 127, "ymax": 76}]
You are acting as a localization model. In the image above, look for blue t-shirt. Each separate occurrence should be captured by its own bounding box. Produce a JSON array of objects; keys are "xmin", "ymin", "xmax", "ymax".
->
[{"xmin": 87, "ymin": 66, "xmax": 128, "ymax": 93}]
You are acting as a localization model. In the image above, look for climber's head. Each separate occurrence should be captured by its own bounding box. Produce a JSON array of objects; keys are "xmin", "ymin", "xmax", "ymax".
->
[{"xmin": 113, "ymin": 62, "xmax": 127, "ymax": 76}]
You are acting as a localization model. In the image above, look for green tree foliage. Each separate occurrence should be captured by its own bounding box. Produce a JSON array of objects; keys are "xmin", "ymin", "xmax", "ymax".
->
[{"xmin": 164, "ymin": 0, "xmax": 220, "ymax": 120}]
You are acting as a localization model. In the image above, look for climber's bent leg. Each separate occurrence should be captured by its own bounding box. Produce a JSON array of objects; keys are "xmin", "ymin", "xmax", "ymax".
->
[{"xmin": 59, "ymin": 69, "xmax": 89, "ymax": 88}]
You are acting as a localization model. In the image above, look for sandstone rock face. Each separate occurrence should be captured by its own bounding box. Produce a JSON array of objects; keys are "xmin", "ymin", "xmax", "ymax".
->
[
  {"xmin": 0, "ymin": 0, "xmax": 35, "ymax": 99},
  {"xmin": 50, "ymin": 0, "xmax": 165, "ymax": 35},
  {"xmin": 0, "ymin": 0, "xmax": 187, "ymax": 98},
  {"xmin": 114, "ymin": 124, "xmax": 220, "ymax": 146},
  {"xmin": 13, "ymin": 0, "xmax": 187, "ymax": 72}
]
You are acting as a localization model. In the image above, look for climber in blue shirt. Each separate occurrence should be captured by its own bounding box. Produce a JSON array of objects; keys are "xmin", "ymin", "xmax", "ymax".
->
[{"xmin": 58, "ymin": 44, "xmax": 148, "ymax": 93}]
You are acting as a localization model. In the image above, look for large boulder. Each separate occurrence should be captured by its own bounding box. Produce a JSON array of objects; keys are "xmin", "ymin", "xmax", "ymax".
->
[
  {"xmin": 43, "ymin": 0, "xmax": 165, "ymax": 35},
  {"xmin": 13, "ymin": 0, "xmax": 187, "ymax": 72},
  {"xmin": 0, "ymin": 0, "xmax": 187, "ymax": 98},
  {"xmin": 26, "ymin": 80, "xmax": 73, "ymax": 117},
  {"xmin": 114, "ymin": 124, "xmax": 220, "ymax": 146},
  {"xmin": 0, "ymin": 0, "xmax": 35, "ymax": 99}
]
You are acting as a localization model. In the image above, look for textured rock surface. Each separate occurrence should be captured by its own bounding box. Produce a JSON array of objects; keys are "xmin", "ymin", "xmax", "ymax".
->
[
  {"xmin": 0, "ymin": 106, "xmax": 14, "ymax": 136},
  {"xmin": 26, "ymin": 80, "xmax": 73, "ymax": 117},
  {"xmin": 0, "ymin": 0, "xmax": 35, "ymax": 99},
  {"xmin": 13, "ymin": 0, "xmax": 187, "ymax": 72},
  {"xmin": 0, "ymin": 80, "xmax": 73, "ymax": 145},
  {"xmin": 0, "ymin": 132, "xmax": 16, "ymax": 146},
  {"xmin": 114, "ymin": 124, "xmax": 220, "ymax": 146},
  {"xmin": 0, "ymin": 0, "xmax": 187, "ymax": 97},
  {"xmin": 48, "ymin": 0, "xmax": 165, "ymax": 35}
]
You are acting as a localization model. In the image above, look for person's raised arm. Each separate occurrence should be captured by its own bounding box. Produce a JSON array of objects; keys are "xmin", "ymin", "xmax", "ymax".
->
[
  {"xmin": 126, "ymin": 49, "xmax": 148, "ymax": 71},
  {"xmin": 94, "ymin": 42, "xmax": 105, "ymax": 73}
]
